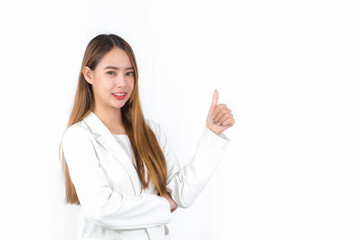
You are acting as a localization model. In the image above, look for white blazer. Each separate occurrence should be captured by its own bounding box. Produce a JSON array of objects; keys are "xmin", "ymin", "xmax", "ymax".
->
[{"xmin": 61, "ymin": 111, "xmax": 230, "ymax": 240}]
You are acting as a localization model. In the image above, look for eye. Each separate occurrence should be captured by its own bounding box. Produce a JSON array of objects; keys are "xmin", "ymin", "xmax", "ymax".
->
[
  {"xmin": 126, "ymin": 71, "xmax": 134, "ymax": 76},
  {"xmin": 107, "ymin": 71, "xmax": 116, "ymax": 76}
]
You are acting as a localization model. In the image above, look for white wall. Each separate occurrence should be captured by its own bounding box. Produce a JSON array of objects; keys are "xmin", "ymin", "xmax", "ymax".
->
[{"xmin": 0, "ymin": 0, "xmax": 359, "ymax": 239}]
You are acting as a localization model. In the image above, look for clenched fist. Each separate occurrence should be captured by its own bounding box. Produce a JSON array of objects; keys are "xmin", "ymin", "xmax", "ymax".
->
[{"xmin": 163, "ymin": 192, "xmax": 178, "ymax": 213}]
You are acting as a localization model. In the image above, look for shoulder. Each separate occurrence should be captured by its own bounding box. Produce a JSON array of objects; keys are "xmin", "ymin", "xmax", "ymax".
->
[
  {"xmin": 145, "ymin": 118, "xmax": 160, "ymax": 133},
  {"xmin": 144, "ymin": 118, "xmax": 171, "ymax": 149},
  {"xmin": 62, "ymin": 121, "xmax": 93, "ymax": 144},
  {"xmin": 144, "ymin": 118, "xmax": 163, "ymax": 141}
]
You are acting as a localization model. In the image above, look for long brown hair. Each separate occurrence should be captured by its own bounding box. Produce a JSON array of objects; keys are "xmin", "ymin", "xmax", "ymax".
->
[{"xmin": 59, "ymin": 34, "xmax": 168, "ymax": 204}]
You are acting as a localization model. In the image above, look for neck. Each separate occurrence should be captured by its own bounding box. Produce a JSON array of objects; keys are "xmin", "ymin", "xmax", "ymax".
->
[{"xmin": 93, "ymin": 106, "xmax": 125, "ymax": 133}]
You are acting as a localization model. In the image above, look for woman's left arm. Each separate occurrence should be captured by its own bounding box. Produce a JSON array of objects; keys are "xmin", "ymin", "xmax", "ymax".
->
[{"xmin": 151, "ymin": 89, "xmax": 235, "ymax": 208}]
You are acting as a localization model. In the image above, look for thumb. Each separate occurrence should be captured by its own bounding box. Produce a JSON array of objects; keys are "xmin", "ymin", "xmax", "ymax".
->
[{"xmin": 209, "ymin": 89, "xmax": 219, "ymax": 114}]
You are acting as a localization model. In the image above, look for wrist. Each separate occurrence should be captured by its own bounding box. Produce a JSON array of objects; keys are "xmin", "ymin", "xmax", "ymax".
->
[{"xmin": 206, "ymin": 125, "xmax": 220, "ymax": 136}]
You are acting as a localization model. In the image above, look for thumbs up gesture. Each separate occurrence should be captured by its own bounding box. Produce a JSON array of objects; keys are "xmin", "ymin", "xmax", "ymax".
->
[{"xmin": 206, "ymin": 89, "xmax": 235, "ymax": 136}]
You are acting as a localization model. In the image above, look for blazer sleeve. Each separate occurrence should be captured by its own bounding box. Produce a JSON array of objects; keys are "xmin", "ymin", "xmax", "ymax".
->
[
  {"xmin": 61, "ymin": 125, "xmax": 172, "ymax": 230},
  {"xmin": 151, "ymin": 121, "xmax": 230, "ymax": 208}
]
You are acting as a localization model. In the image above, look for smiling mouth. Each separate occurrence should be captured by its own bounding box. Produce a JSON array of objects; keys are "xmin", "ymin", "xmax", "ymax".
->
[
  {"xmin": 112, "ymin": 93, "xmax": 126, "ymax": 100},
  {"xmin": 113, "ymin": 92, "xmax": 126, "ymax": 96}
]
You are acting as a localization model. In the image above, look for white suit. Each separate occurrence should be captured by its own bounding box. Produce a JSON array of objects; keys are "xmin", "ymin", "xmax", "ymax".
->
[{"xmin": 61, "ymin": 111, "xmax": 230, "ymax": 240}]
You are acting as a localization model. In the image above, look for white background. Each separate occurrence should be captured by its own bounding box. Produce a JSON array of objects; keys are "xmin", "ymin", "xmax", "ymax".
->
[{"xmin": 0, "ymin": 0, "xmax": 359, "ymax": 239}]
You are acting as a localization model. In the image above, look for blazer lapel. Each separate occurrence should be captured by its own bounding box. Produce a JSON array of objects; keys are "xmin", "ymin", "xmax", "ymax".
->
[{"xmin": 82, "ymin": 111, "xmax": 142, "ymax": 195}]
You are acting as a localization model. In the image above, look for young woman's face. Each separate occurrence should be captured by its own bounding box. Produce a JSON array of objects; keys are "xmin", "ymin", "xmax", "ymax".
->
[{"xmin": 84, "ymin": 47, "xmax": 135, "ymax": 110}]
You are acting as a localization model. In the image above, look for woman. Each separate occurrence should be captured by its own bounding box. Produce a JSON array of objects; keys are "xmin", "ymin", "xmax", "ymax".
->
[{"xmin": 60, "ymin": 33, "xmax": 235, "ymax": 240}]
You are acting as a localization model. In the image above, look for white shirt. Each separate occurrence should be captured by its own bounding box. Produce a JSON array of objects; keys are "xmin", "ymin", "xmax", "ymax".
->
[{"xmin": 112, "ymin": 134, "xmax": 137, "ymax": 168}]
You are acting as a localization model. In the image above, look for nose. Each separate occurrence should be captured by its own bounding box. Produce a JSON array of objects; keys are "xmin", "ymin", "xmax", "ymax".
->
[{"xmin": 115, "ymin": 75, "xmax": 126, "ymax": 88}]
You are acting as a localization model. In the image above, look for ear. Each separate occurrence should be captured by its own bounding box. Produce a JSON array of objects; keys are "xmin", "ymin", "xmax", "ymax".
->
[{"xmin": 82, "ymin": 66, "xmax": 94, "ymax": 84}]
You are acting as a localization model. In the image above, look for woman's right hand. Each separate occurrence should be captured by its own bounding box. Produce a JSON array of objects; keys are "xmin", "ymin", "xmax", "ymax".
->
[{"xmin": 163, "ymin": 192, "xmax": 178, "ymax": 213}]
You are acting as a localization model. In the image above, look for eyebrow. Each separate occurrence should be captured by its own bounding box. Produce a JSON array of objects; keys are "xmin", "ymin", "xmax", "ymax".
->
[{"xmin": 103, "ymin": 66, "xmax": 134, "ymax": 70}]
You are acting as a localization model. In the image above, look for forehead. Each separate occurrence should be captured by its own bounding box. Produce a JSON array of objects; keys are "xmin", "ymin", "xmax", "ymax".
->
[{"xmin": 98, "ymin": 47, "xmax": 132, "ymax": 68}]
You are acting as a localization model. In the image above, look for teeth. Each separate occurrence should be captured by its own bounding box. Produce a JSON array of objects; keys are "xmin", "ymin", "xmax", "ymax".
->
[{"xmin": 114, "ymin": 93, "xmax": 125, "ymax": 96}]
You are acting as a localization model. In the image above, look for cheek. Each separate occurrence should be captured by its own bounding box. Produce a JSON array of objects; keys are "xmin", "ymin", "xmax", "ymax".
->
[
  {"xmin": 99, "ymin": 77, "xmax": 113, "ymax": 90},
  {"xmin": 94, "ymin": 78, "xmax": 112, "ymax": 95},
  {"xmin": 104, "ymin": 81, "xmax": 114, "ymax": 91},
  {"xmin": 129, "ymin": 79, "xmax": 135, "ymax": 92}
]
